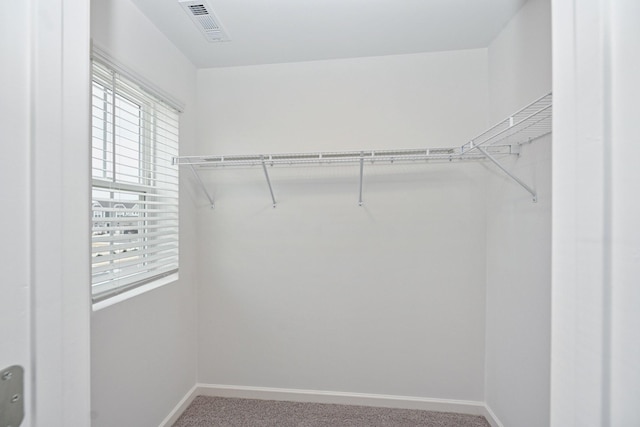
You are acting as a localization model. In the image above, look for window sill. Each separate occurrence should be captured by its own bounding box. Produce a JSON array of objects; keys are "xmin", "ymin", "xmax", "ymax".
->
[{"xmin": 92, "ymin": 272, "xmax": 179, "ymax": 311}]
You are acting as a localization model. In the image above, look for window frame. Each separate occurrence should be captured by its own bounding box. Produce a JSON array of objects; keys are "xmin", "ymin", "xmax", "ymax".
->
[{"xmin": 90, "ymin": 52, "xmax": 181, "ymax": 306}]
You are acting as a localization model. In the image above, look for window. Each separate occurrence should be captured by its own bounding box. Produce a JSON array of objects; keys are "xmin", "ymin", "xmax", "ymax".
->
[{"xmin": 91, "ymin": 59, "xmax": 179, "ymax": 303}]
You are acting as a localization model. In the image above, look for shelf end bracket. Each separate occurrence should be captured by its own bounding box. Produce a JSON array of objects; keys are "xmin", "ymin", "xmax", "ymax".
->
[
  {"xmin": 188, "ymin": 164, "xmax": 215, "ymax": 209},
  {"xmin": 477, "ymin": 146, "xmax": 538, "ymax": 203},
  {"xmin": 261, "ymin": 156, "xmax": 277, "ymax": 208}
]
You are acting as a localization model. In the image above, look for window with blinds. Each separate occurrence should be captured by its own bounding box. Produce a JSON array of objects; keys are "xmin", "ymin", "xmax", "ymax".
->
[{"xmin": 91, "ymin": 59, "xmax": 179, "ymax": 303}]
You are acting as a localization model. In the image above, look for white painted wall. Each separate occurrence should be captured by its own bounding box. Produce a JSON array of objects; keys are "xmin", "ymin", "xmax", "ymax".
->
[
  {"xmin": 196, "ymin": 50, "xmax": 488, "ymax": 153},
  {"xmin": 90, "ymin": 0, "xmax": 198, "ymax": 426},
  {"xmin": 484, "ymin": 0, "xmax": 552, "ymax": 426},
  {"xmin": 487, "ymin": 0, "xmax": 552, "ymax": 121},
  {"xmin": 194, "ymin": 50, "xmax": 490, "ymax": 401},
  {"xmin": 551, "ymin": 0, "xmax": 640, "ymax": 425}
]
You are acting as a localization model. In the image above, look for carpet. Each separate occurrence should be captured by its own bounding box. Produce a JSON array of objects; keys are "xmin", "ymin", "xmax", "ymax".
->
[{"xmin": 172, "ymin": 396, "xmax": 491, "ymax": 427}]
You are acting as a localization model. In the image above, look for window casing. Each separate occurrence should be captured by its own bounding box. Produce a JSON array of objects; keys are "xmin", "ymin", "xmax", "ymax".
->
[{"xmin": 91, "ymin": 59, "xmax": 179, "ymax": 303}]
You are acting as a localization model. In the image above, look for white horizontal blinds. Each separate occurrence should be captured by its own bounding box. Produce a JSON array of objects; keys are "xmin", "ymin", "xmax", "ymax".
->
[{"xmin": 91, "ymin": 60, "xmax": 179, "ymax": 302}]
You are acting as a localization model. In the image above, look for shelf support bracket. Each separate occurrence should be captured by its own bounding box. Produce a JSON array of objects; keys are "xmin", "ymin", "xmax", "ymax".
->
[
  {"xmin": 189, "ymin": 165, "xmax": 215, "ymax": 209},
  {"xmin": 477, "ymin": 146, "xmax": 537, "ymax": 202},
  {"xmin": 261, "ymin": 156, "xmax": 277, "ymax": 208},
  {"xmin": 358, "ymin": 152, "xmax": 365, "ymax": 206}
]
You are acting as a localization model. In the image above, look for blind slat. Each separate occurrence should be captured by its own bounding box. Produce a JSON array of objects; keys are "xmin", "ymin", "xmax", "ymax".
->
[
  {"xmin": 91, "ymin": 247, "xmax": 178, "ymax": 275},
  {"xmin": 92, "ymin": 208, "xmax": 178, "ymax": 215},
  {"xmin": 91, "ymin": 243, "xmax": 179, "ymax": 264},
  {"xmin": 92, "ymin": 223, "xmax": 178, "ymax": 233},
  {"xmin": 92, "ymin": 236, "xmax": 177, "ymax": 254},
  {"xmin": 92, "ymin": 229, "xmax": 177, "ymax": 243},
  {"xmin": 92, "ymin": 266, "xmax": 179, "ymax": 292},
  {"xmin": 92, "ymin": 197, "xmax": 179, "ymax": 205},
  {"xmin": 92, "ymin": 180, "xmax": 179, "ymax": 193},
  {"xmin": 92, "ymin": 254, "xmax": 179, "ymax": 282}
]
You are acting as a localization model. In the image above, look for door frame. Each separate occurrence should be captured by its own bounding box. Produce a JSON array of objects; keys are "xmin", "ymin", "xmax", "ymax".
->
[{"xmin": 29, "ymin": 0, "xmax": 92, "ymax": 425}]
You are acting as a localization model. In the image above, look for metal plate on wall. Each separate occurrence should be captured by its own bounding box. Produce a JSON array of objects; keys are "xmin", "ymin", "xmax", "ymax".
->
[{"xmin": 0, "ymin": 366, "xmax": 24, "ymax": 427}]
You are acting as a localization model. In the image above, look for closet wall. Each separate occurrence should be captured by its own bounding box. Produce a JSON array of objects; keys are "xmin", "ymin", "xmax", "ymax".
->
[
  {"xmin": 194, "ymin": 50, "xmax": 490, "ymax": 400},
  {"xmin": 89, "ymin": 1, "xmax": 198, "ymax": 426},
  {"xmin": 484, "ymin": 0, "xmax": 552, "ymax": 426}
]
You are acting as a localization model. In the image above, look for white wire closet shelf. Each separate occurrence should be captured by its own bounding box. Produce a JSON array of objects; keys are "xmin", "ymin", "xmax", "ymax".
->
[{"xmin": 175, "ymin": 92, "xmax": 552, "ymax": 207}]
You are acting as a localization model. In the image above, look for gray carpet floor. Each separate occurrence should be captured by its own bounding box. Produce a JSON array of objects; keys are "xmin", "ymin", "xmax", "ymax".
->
[{"xmin": 172, "ymin": 396, "xmax": 491, "ymax": 427}]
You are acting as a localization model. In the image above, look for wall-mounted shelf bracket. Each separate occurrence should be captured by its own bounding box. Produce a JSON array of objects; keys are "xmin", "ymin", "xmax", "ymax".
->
[
  {"xmin": 261, "ymin": 155, "xmax": 277, "ymax": 208},
  {"xmin": 189, "ymin": 164, "xmax": 215, "ymax": 209},
  {"xmin": 358, "ymin": 152, "xmax": 365, "ymax": 206},
  {"xmin": 477, "ymin": 146, "xmax": 538, "ymax": 202}
]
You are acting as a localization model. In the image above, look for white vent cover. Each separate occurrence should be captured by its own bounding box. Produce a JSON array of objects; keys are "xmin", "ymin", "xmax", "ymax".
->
[{"xmin": 179, "ymin": 0, "xmax": 231, "ymax": 42}]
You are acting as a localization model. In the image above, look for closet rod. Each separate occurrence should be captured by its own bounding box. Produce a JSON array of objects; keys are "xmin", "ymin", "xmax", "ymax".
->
[{"xmin": 174, "ymin": 146, "xmax": 513, "ymax": 168}]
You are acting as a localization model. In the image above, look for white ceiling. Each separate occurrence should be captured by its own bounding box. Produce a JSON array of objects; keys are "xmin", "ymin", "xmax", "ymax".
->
[{"xmin": 130, "ymin": 0, "xmax": 529, "ymax": 69}]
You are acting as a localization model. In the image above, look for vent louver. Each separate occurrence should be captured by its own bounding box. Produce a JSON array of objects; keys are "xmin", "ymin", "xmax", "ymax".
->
[
  {"xmin": 188, "ymin": 4, "xmax": 208, "ymax": 15},
  {"xmin": 179, "ymin": 0, "xmax": 231, "ymax": 42}
]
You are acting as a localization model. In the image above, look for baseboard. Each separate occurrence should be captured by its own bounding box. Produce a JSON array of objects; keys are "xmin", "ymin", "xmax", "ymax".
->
[
  {"xmin": 483, "ymin": 404, "xmax": 505, "ymax": 427},
  {"xmin": 195, "ymin": 383, "xmax": 487, "ymax": 416},
  {"xmin": 160, "ymin": 383, "xmax": 503, "ymax": 426},
  {"xmin": 158, "ymin": 384, "xmax": 199, "ymax": 427}
]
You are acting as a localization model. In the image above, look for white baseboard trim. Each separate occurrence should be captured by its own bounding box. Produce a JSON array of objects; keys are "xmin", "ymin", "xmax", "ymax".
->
[
  {"xmin": 160, "ymin": 383, "xmax": 504, "ymax": 426},
  {"xmin": 195, "ymin": 383, "xmax": 487, "ymax": 416},
  {"xmin": 483, "ymin": 404, "xmax": 505, "ymax": 427},
  {"xmin": 158, "ymin": 384, "xmax": 199, "ymax": 427}
]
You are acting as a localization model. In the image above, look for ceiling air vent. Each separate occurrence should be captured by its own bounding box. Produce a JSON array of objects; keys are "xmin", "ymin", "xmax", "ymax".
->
[{"xmin": 179, "ymin": 0, "xmax": 231, "ymax": 42}]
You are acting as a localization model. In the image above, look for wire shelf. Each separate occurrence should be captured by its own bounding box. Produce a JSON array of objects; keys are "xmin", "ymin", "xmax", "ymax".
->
[
  {"xmin": 461, "ymin": 92, "xmax": 552, "ymax": 153},
  {"xmin": 175, "ymin": 92, "xmax": 552, "ymax": 206}
]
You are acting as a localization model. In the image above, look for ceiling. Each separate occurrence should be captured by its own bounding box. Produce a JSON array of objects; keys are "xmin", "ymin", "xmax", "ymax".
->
[{"xmin": 130, "ymin": 0, "xmax": 529, "ymax": 69}]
